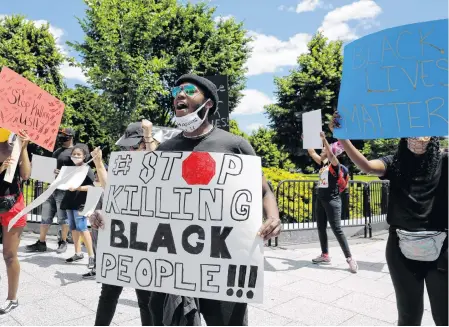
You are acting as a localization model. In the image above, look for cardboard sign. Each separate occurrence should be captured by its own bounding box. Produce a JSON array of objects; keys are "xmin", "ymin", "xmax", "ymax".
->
[
  {"xmin": 335, "ymin": 19, "xmax": 449, "ymax": 139},
  {"xmin": 0, "ymin": 67, "xmax": 65, "ymax": 151},
  {"xmin": 96, "ymin": 151, "xmax": 264, "ymax": 303},
  {"xmin": 55, "ymin": 166, "xmax": 89, "ymax": 190},
  {"xmin": 302, "ymin": 110, "xmax": 323, "ymax": 149},
  {"xmin": 206, "ymin": 75, "xmax": 230, "ymax": 131}
]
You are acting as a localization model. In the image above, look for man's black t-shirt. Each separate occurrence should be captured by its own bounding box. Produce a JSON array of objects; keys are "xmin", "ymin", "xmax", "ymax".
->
[
  {"xmin": 380, "ymin": 153, "xmax": 448, "ymax": 231},
  {"xmin": 60, "ymin": 168, "xmax": 95, "ymax": 211},
  {"xmin": 157, "ymin": 127, "xmax": 256, "ymax": 156}
]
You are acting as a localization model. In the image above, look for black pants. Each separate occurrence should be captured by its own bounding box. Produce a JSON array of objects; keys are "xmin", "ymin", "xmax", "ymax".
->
[
  {"xmin": 95, "ymin": 284, "xmax": 152, "ymax": 326},
  {"xmin": 386, "ymin": 233, "xmax": 448, "ymax": 326},
  {"xmin": 316, "ymin": 196, "xmax": 352, "ymax": 258},
  {"xmin": 149, "ymin": 292, "xmax": 248, "ymax": 326}
]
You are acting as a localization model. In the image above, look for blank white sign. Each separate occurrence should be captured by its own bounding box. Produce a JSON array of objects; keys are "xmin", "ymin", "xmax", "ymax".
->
[
  {"xmin": 302, "ymin": 109, "xmax": 323, "ymax": 149},
  {"xmin": 31, "ymin": 155, "xmax": 57, "ymax": 183}
]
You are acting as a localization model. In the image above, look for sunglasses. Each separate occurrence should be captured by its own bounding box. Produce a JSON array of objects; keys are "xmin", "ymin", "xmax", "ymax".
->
[
  {"xmin": 120, "ymin": 142, "xmax": 142, "ymax": 151},
  {"xmin": 171, "ymin": 84, "xmax": 199, "ymax": 98}
]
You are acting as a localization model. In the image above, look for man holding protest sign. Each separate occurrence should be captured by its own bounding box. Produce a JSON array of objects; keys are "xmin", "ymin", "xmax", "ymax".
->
[
  {"xmin": 142, "ymin": 74, "xmax": 281, "ymax": 325},
  {"xmin": 26, "ymin": 128, "xmax": 89, "ymax": 254}
]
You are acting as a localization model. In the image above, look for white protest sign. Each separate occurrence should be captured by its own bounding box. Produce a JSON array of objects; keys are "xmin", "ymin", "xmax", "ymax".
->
[
  {"xmin": 55, "ymin": 166, "xmax": 89, "ymax": 190},
  {"xmin": 97, "ymin": 151, "xmax": 264, "ymax": 303},
  {"xmin": 7, "ymin": 163, "xmax": 90, "ymax": 230},
  {"xmin": 4, "ymin": 137, "xmax": 21, "ymax": 183},
  {"xmin": 302, "ymin": 109, "xmax": 323, "ymax": 149},
  {"xmin": 79, "ymin": 186, "xmax": 103, "ymax": 216},
  {"xmin": 30, "ymin": 155, "xmax": 57, "ymax": 183}
]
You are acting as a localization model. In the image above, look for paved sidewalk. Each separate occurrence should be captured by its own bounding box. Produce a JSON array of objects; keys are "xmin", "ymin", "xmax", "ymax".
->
[{"xmin": 0, "ymin": 232, "xmax": 436, "ymax": 326}]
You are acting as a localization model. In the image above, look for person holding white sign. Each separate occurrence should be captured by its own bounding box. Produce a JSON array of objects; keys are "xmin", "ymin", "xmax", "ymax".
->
[
  {"xmin": 0, "ymin": 129, "xmax": 31, "ymax": 314},
  {"xmin": 89, "ymin": 120, "xmax": 159, "ymax": 326},
  {"xmin": 308, "ymin": 132, "xmax": 357, "ymax": 273},
  {"xmin": 147, "ymin": 74, "xmax": 281, "ymax": 325},
  {"xmin": 330, "ymin": 113, "xmax": 448, "ymax": 326},
  {"xmin": 60, "ymin": 146, "xmax": 96, "ymax": 268}
]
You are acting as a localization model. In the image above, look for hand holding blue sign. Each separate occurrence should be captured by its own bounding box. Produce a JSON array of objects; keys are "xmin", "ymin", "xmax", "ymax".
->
[{"xmin": 335, "ymin": 19, "xmax": 448, "ymax": 140}]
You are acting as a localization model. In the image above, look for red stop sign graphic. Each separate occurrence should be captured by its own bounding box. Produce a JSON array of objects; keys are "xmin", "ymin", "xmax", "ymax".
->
[{"xmin": 182, "ymin": 152, "xmax": 216, "ymax": 185}]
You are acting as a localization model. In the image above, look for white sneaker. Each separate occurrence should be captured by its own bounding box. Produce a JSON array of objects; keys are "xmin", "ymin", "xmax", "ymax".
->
[
  {"xmin": 0, "ymin": 299, "xmax": 18, "ymax": 314},
  {"xmin": 347, "ymin": 257, "xmax": 358, "ymax": 273}
]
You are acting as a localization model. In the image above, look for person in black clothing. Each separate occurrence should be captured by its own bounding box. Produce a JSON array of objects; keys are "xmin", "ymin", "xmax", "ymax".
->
[
  {"xmin": 26, "ymin": 128, "xmax": 89, "ymax": 254},
  {"xmin": 60, "ymin": 146, "xmax": 95, "ymax": 269},
  {"xmin": 88, "ymin": 120, "xmax": 159, "ymax": 326},
  {"xmin": 331, "ymin": 113, "xmax": 448, "ymax": 326},
  {"xmin": 148, "ymin": 74, "xmax": 281, "ymax": 326},
  {"xmin": 306, "ymin": 132, "xmax": 358, "ymax": 273},
  {"xmin": 0, "ymin": 129, "xmax": 31, "ymax": 314}
]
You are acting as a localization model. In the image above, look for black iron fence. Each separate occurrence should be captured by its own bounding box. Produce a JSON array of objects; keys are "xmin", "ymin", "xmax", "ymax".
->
[
  {"xmin": 21, "ymin": 177, "xmax": 390, "ymax": 242},
  {"xmin": 268, "ymin": 179, "xmax": 390, "ymax": 246}
]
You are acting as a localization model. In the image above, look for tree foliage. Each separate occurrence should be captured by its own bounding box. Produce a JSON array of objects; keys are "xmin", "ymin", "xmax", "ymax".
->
[
  {"xmin": 63, "ymin": 86, "xmax": 117, "ymax": 156},
  {"xmin": 229, "ymin": 119, "xmax": 248, "ymax": 138},
  {"xmin": 265, "ymin": 33, "xmax": 343, "ymax": 167},
  {"xmin": 0, "ymin": 15, "xmax": 66, "ymax": 102},
  {"xmin": 249, "ymin": 127, "xmax": 294, "ymax": 169},
  {"xmin": 70, "ymin": 0, "xmax": 251, "ymax": 129}
]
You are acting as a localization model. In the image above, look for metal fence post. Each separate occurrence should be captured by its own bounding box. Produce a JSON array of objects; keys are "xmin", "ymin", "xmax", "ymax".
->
[{"xmin": 363, "ymin": 183, "xmax": 372, "ymax": 238}]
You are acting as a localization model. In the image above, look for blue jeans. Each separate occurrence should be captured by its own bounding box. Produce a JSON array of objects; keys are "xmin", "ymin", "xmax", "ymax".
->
[{"xmin": 66, "ymin": 210, "xmax": 88, "ymax": 232}]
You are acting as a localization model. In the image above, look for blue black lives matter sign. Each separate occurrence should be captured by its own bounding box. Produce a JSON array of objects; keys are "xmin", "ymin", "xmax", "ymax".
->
[
  {"xmin": 96, "ymin": 151, "xmax": 264, "ymax": 303},
  {"xmin": 335, "ymin": 19, "xmax": 448, "ymax": 139}
]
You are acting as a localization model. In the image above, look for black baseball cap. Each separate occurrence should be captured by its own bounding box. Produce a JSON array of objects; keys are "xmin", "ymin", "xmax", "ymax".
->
[
  {"xmin": 115, "ymin": 122, "xmax": 144, "ymax": 147},
  {"xmin": 58, "ymin": 127, "xmax": 75, "ymax": 137}
]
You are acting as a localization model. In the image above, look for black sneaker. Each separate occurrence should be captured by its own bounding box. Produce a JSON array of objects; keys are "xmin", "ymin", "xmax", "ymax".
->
[
  {"xmin": 56, "ymin": 241, "xmax": 68, "ymax": 254},
  {"xmin": 82, "ymin": 269, "xmax": 96, "ymax": 280},
  {"xmin": 0, "ymin": 299, "xmax": 18, "ymax": 314},
  {"xmin": 25, "ymin": 241, "xmax": 47, "ymax": 252},
  {"xmin": 66, "ymin": 253, "xmax": 84, "ymax": 263}
]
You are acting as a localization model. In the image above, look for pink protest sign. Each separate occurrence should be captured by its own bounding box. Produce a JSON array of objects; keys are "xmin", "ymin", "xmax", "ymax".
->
[{"xmin": 0, "ymin": 67, "xmax": 65, "ymax": 151}]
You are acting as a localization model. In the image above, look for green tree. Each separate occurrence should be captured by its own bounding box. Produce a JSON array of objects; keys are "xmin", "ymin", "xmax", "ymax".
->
[
  {"xmin": 0, "ymin": 15, "xmax": 66, "ymax": 103},
  {"xmin": 265, "ymin": 33, "xmax": 344, "ymax": 167},
  {"xmin": 249, "ymin": 127, "xmax": 294, "ymax": 169},
  {"xmin": 63, "ymin": 86, "xmax": 117, "ymax": 156},
  {"xmin": 229, "ymin": 119, "xmax": 248, "ymax": 138},
  {"xmin": 70, "ymin": 0, "xmax": 251, "ymax": 129},
  {"xmin": 361, "ymin": 139, "xmax": 400, "ymax": 160}
]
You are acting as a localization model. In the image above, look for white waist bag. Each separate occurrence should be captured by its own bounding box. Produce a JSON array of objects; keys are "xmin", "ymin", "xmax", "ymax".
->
[{"xmin": 396, "ymin": 229, "xmax": 447, "ymax": 262}]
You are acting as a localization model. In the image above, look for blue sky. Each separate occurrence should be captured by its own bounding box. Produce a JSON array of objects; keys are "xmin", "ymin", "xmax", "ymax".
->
[{"xmin": 1, "ymin": 0, "xmax": 448, "ymax": 133}]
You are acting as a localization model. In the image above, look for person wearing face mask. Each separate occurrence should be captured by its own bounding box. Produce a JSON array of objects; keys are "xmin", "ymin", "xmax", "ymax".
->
[
  {"xmin": 88, "ymin": 119, "xmax": 158, "ymax": 326},
  {"xmin": 330, "ymin": 113, "xmax": 448, "ymax": 326},
  {"xmin": 60, "ymin": 146, "xmax": 95, "ymax": 268},
  {"xmin": 26, "ymin": 128, "xmax": 90, "ymax": 254},
  {"xmin": 0, "ymin": 129, "xmax": 31, "ymax": 314},
  {"xmin": 147, "ymin": 74, "xmax": 281, "ymax": 326},
  {"xmin": 306, "ymin": 134, "xmax": 357, "ymax": 273}
]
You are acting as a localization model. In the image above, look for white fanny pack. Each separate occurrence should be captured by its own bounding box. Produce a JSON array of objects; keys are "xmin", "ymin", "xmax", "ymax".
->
[{"xmin": 396, "ymin": 229, "xmax": 447, "ymax": 262}]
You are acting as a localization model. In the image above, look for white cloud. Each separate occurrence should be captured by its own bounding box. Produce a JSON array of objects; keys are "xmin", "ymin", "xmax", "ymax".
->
[
  {"xmin": 233, "ymin": 89, "xmax": 274, "ymax": 115},
  {"xmin": 296, "ymin": 0, "xmax": 321, "ymax": 13},
  {"xmin": 247, "ymin": 123, "xmax": 264, "ymax": 132},
  {"xmin": 278, "ymin": 5, "xmax": 296, "ymax": 12},
  {"xmin": 60, "ymin": 62, "xmax": 88, "ymax": 83},
  {"xmin": 319, "ymin": 0, "xmax": 382, "ymax": 41},
  {"xmin": 246, "ymin": 31, "xmax": 311, "ymax": 76},
  {"xmin": 214, "ymin": 15, "xmax": 233, "ymax": 23}
]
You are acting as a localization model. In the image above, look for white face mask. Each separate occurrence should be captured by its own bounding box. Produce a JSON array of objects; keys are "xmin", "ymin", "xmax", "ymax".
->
[
  {"xmin": 71, "ymin": 156, "xmax": 84, "ymax": 165},
  {"xmin": 172, "ymin": 99, "xmax": 210, "ymax": 133}
]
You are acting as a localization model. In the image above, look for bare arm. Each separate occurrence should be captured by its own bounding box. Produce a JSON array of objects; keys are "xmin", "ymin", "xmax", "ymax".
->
[
  {"xmin": 142, "ymin": 119, "xmax": 159, "ymax": 151},
  {"xmin": 91, "ymin": 147, "xmax": 108, "ymax": 188},
  {"xmin": 321, "ymin": 133, "xmax": 339, "ymax": 166},
  {"xmin": 338, "ymin": 140, "xmax": 386, "ymax": 176},
  {"xmin": 307, "ymin": 149, "xmax": 323, "ymax": 165},
  {"xmin": 18, "ymin": 131, "xmax": 31, "ymax": 180},
  {"xmin": 259, "ymin": 176, "xmax": 281, "ymax": 241}
]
